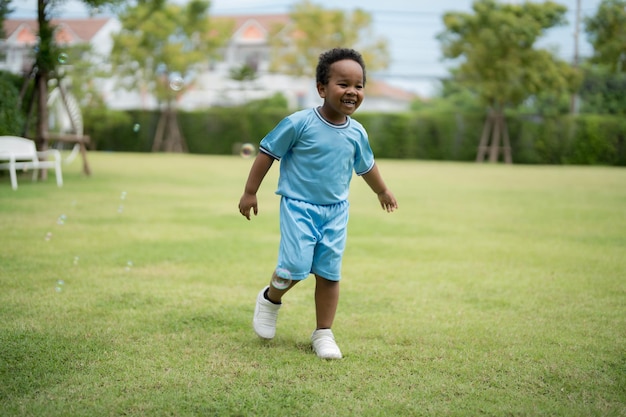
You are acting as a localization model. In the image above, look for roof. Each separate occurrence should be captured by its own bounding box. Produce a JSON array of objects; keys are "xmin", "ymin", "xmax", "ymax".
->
[
  {"xmin": 2, "ymin": 15, "xmax": 418, "ymax": 103},
  {"xmin": 211, "ymin": 14, "xmax": 289, "ymax": 42},
  {"xmin": 3, "ymin": 18, "xmax": 112, "ymax": 44},
  {"xmin": 367, "ymin": 80, "xmax": 418, "ymax": 101},
  {"xmin": 213, "ymin": 14, "xmax": 289, "ymax": 35},
  {"xmin": 3, "ymin": 15, "xmax": 288, "ymax": 45}
]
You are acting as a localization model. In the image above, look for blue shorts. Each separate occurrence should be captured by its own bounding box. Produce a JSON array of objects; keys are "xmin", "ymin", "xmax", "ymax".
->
[{"xmin": 276, "ymin": 196, "xmax": 349, "ymax": 281}]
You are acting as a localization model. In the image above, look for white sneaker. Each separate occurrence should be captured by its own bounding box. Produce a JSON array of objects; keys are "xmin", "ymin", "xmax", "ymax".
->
[
  {"xmin": 311, "ymin": 329, "xmax": 342, "ymax": 359},
  {"xmin": 253, "ymin": 286, "xmax": 281, "ymax": 339}
]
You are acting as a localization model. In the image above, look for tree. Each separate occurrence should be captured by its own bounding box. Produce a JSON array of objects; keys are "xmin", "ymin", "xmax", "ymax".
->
[
  {"xmin": 0, "ymin": 0, "xmax": 12, "ymax": 38},
  {"xmin": 268, "ymin": 0, "xmax": 389, "ymax": 79},
  {"xmin": 51, "ymin": 42, "xmax": 107, "ymax": 108},
  {"xmin": 18, "ymin": 0, "xmax": 122, "ymax": 178},
  {"xmin": 0, "ymin": 1, "xmax": 22, "ymax": 135},
  {"xmin": 578, "ymin": 67, "xmax": 626, "ymax": 114},
  {"xmin": 578, "ymin": 0, "xmax": 626, "ymax": 114},
  {"xmin": 229, "ymin": 64, "xmax": 258, "ymax": 84},
  {"xmin": 229, "ymin": 64, "xmax": 258, "ymax": 105},
  {"xmin": 584, "ymin": 0, "xmax": 626, "ymax": 73},
  {"xmin": 411, "ymin": 75, "xmax": 484, "ymax": 115},
  {"xmin": 110, "ymin": 0, "xmax": 230, "ymax": 152},
  {"xmin": 437, "ymin": 0, "xmax": 581, "ymax": 163},
  {"xmin": 0, "ymin": 72, "xmax": 24, "ymax": 135}
]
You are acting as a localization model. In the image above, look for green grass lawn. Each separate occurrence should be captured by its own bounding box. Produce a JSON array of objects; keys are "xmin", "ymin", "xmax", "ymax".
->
[{"xmin": 1, "ymin": 152, "xmax": 624, "ymax": 416}]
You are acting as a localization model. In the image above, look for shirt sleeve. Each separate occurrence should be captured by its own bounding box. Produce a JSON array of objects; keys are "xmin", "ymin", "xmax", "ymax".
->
[
  {"xmin": 354, "ymin": 129, "xmax": 375, "ymax": 176},
  {"xmin": 259, "ymin": 117, "xmax": 297, "ymax": 161}
]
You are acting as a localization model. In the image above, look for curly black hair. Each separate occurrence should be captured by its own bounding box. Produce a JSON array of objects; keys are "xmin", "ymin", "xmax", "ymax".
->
[{"xmin": 316, "ymin": 48, "xmax": 366, "ymax": 86}]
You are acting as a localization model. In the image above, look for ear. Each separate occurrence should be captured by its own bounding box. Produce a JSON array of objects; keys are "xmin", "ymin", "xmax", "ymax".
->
[{"xmin": 316, "ymin": 82, "xmax": 326, "ymax": 98}]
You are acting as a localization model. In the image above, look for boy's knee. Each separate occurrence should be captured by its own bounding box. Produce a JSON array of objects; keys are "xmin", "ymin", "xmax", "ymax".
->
[{"xmin": 315, "ymin": 274, "xmax": 339, "ymax": 285}]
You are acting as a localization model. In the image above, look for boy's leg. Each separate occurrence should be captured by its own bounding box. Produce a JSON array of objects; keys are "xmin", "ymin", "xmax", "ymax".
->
[
  {"xmin": 267, "ymin": 274, "xmax": 299, "ymax": 303},
  {"xmin": 311, "ymin": 200, "xmax": 347, "ymax": 330},
  {"xmin": 253, "ymin": 273, "xmax": 299, "ymax": 340},
  {"xmin": 311, "ymin": 274, "xmax": 342, "ymax": 359},
  {"xmin": 314, "ymin": 274, "xmax": 339, "ymax": 329},
  {"xmin": 255, "ymin": 196, "xmax": 313, "ymax": 339}
]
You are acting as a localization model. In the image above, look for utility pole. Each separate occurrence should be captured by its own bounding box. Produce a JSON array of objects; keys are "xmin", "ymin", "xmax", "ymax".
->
[{"xmin": 570, "ymin": 0, "xmax": 581, "ymax": 114}]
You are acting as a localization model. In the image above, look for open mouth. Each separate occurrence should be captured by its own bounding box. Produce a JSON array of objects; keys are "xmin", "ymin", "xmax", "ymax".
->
[{"xmin": 342, "ymin": 100, "xmax": 356, "ymax": 106}]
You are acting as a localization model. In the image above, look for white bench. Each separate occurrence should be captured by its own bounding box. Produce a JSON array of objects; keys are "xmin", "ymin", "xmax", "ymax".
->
[{"xmin": 0, "ymin": 136, "xmax": 63, "ymax": 190}]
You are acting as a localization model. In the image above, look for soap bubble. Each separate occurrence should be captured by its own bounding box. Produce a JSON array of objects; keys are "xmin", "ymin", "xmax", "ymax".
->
[
  {"xmin": 125, "ymin": 260, "xmax": 133, "ymax": 271},
  {"xmin": 240, "ymin": 143, "xmax": 256, "ymax": 158},
  {"xmin": 55, "ymin": 280, "xmax": 65, "ymax": 293},
  {"xmin": 118, "ymin": 192, "xmax": 127, "ymax": 212},
  {"xmin": 73, "ymin": 256, "xmax": 79, "ymax": 266},
  {"xmin": 44, "ymin": 232, "xmax": 53, "ymax": 241},
  {"xmin": 57, "ymin": 214, "xmax": 67, "ymax": 225},
  {"xmin": 133, "ymin": 123, "xmax": 141, "ymax": 133},
  {"xmin": 57, "ymin": 53, "xmax": 68, "ymax": 64},
  {"xmin": 272, "ymin": 268, "xmax": 292, "ymax": 290},
  {"xmin": 169, "ymin": 75, "xmax": 184, "ymax": 91}
]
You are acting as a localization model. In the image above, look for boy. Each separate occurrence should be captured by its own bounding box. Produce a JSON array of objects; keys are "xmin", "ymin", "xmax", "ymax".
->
[{"xmin": 238, "ymin": 48, "xmax": 398, "ymax": 359}]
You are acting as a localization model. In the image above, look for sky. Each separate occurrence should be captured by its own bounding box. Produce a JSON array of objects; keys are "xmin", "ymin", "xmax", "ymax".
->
[{"xmin": 10, "ymin": 0, "xmax": 603, "ymax": 97}]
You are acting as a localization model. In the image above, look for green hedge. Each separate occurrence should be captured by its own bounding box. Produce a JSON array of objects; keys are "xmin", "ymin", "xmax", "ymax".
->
[
  {"xmin": 356, "ymin": 112, "xmax": 483, "ymax": 161},
  {"xmin": 84, "ymin": 109, "xmax": 626, "ymax": 166},
  {"xmin": 513, "ymin": 114, "xmax": 626, "ymax": 165},
  {"xmin": 0, "ymin": 73, "xmax": 25, "ymax": 136}
]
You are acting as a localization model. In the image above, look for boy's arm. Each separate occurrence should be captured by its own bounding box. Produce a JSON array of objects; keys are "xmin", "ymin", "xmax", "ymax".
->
[
  {"xmin": 361, "ymin": 163, "xmax": 398, "ymax": 213},
  {"xmin": 239, "ymin": 152, "xmax": 275, "ymax": 220}
]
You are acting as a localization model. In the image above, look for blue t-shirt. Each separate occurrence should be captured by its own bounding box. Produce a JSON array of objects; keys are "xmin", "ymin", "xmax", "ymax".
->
[{"xmin": 259, "ymin": 107, "xmax": 375, "ymax": 205}]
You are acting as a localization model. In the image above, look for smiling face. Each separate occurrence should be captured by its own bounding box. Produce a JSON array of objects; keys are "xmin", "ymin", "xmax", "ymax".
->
[{"xmin": 316, "ymin": 59, "xmax": 365, "ymax": 124}]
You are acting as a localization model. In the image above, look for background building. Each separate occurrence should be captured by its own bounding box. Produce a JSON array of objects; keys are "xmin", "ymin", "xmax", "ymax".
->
[{"xmin": 1, "ymin": 15, "xmax": 417, "ymax": 112}]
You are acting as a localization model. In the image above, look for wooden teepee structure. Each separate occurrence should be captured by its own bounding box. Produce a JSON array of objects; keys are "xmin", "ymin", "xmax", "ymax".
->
[
  {"xmin": 151, "ymin": 102, "xmax": 188, "ymax": 153},
  {"xmin": 475, "ymin": 107, "xmax": 512, "ymax": 164},
  {"xmin": 20, "ymin": 66, "xmax": 92, "ymax": 176}
]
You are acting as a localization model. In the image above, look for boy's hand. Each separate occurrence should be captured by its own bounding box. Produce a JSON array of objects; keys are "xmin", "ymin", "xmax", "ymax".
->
[
  {"xmin": 377, "ymin": 190, "xmax": 398, "ymax": 213},
  {"xmin": 239, "ymin": 193, "xmax": 258, "ymax": 220}
]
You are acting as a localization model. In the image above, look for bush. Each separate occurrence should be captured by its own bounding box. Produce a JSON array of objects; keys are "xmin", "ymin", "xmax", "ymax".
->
[
  {"xmin": 83, "ymin": 106, "xmax": 135, "ymax": 151},
  {"xmin": 181, "ymin": 108, "xmax": 287, "ymax": 155},
  {"xmin": 82, "ymin": 107, "xmax": 626, "ymax": 166},
  {"xmin": 515, "ymin": 115, "xmax": 573, "ymax": 164},
  {"xmin": 0, "ymin": 72, "xmax": 25, "ymax": 135},
  {"xmin": 569, "ymin": 115, "xmax": 626, "ymax": 165}
]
